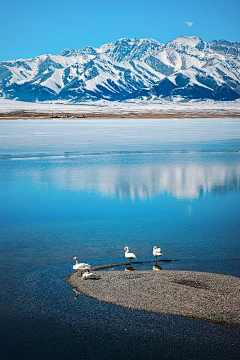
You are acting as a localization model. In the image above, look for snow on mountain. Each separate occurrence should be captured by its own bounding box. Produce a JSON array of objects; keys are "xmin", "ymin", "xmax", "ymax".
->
[{"xmin": 0, "ymin": 36, "xmax": 239, "ymax": 102}]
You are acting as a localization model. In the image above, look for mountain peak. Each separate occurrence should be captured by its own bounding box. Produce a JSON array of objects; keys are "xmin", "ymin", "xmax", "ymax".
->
[
  {"xmin": 168, "ymin": 36, "xmax": 203, "ymax": 47},
  {"xmin": 117, "ymin": 37, "xmax": 160, "ymax": 43},
  {"xmin": 58, "ymin": 48, "xmax": 77, "ymax": 57},
  {"xmin": 0, "ymin": 36, "xmax": 239, "ymax": 102}
]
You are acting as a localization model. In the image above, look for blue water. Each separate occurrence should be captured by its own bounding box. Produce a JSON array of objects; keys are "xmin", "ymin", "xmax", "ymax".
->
[{"xmin": 0, "ymin": 119, "xmax": 240, "ymax": 359}]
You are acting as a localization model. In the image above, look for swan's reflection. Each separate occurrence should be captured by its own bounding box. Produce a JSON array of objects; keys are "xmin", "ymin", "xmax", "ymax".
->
[
  {"xmin": 153, "ymin": 265, "xmax": 162, "ymax": 271},
  {"xmin": 73, "ymin": 290, "xmax": 80, "ymax": 300},
  {"xmin": 125, "ymin": 266, "xmax": 137, "ymax": 271}
]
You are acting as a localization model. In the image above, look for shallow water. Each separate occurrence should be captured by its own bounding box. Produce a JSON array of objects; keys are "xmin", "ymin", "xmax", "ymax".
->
[{"xmin": 0, "ymin": 119, "xmax": 240, "ymax": 359}]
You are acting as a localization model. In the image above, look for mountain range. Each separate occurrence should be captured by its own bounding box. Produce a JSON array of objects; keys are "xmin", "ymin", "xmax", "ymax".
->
[{"xmin": 0, "ymin": 36, "xmax": 240, "ymax": 102}]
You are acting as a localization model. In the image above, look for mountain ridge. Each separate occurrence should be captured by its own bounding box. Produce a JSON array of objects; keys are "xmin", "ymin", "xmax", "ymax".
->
[{"xmin": 0, "ymin": 36, "xmax": 239, "ymax": 102}]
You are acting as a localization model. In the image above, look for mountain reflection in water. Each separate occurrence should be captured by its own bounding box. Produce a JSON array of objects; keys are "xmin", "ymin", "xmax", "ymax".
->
[{"xmin": 35, "ymin": 162, "xmax": 240, "ymax": 200}]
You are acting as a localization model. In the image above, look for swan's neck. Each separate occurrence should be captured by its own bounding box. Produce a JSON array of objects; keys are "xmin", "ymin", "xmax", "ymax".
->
[
  {"xmin": 75, "ymin": 258, "xmax": 79, "ymax": 264},
  {"xmin": 125, "ymin": 248, "xmax": 129, "ymax": 253}
]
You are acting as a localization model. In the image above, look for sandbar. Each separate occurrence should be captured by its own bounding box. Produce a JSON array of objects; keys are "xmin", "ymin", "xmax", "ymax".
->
[{"xmin": 66, "ymin": 270, "xmax": 240, "ymax": 328}]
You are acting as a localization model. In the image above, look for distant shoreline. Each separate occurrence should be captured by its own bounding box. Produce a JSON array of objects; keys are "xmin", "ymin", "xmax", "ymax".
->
[
  {"xmin": 1, "ymin": 111, "xmax": 240, "ymax": 119},
  {"xmin": 1, "ymin": 98, "xmax": 239, "ymax": 119}
]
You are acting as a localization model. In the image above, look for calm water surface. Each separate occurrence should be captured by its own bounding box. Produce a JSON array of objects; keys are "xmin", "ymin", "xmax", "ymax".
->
[{"xmin": 0, "ymin": 119, "xmax": 240, "ymax": 359}]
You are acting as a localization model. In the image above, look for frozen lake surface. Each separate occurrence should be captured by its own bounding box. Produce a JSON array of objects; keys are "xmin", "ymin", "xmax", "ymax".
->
[{"xmin": 1, "ymin": 118, "xmax": 240, "ymax": 155}]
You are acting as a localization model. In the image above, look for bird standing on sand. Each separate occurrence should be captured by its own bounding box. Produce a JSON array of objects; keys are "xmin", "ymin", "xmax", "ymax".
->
[
  {"xmin": 72, "ymin": 257, "xmax": 91, "ymax": 271},
  {"xmin": 124, "ymin": 246, "xmax": 137, "ymax": 263},
  {"xmin": 153, "ymin": 246, "xmax": 162, "ymax": 260}
]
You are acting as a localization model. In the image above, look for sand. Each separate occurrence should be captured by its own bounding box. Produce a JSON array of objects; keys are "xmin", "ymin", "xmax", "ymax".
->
[
  {"xmin": 66, "ymin": 270, "xmax": 240, "ymax": 328},
  {"xmin": 1, "ymin": 111, "xmax": 240, "ymax": 119}
]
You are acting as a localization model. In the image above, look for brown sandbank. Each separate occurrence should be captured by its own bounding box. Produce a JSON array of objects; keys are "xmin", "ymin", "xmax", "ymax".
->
[
  {"xmin": 1, "ymin": 110, "xmax": 240, "ymax": 119},
  {"xmin": 66, "ymin": 270, "xmax": 240, "ymax": 329}
]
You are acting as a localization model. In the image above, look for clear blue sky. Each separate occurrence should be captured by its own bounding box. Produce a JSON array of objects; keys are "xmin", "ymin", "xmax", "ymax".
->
[{"xmin": 0, "ymin": 0, "xmax": 239, "ymax": 61}]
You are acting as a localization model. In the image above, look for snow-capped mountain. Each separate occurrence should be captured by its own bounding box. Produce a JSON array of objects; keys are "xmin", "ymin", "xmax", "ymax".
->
[{"xmin": 0, "ymin": 36, "xmax": 239, "ymax": 102}]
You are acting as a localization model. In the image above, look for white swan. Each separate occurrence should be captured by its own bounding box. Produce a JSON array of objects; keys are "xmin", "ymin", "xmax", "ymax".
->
[
  {"xmin": 124, "ymin": 246, "xmax": 137, "ymax": 263},
  {"xmin": 82, "ymin": 272, "xmax": 100, "ymax": 280},
  {"xmin": 153, "ymin": 246, "xmax": 162, "ymax": 260},
  {"xmin": 72, "ymin": 257, "xmax": 91, "ymax": 271}
]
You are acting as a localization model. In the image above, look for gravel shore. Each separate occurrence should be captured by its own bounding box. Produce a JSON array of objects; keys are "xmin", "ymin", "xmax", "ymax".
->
[
  {"xmin": 66, "ymin": 270, "xmax": 240, "ymax": 328},
  {"xmin": 1, "ymin": 111, "xmax": 240, "ymax": 119}
]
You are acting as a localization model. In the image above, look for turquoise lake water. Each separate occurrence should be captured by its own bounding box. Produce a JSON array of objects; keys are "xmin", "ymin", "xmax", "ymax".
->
[{"xmin": 0, "ymin": 119, "xmax": 240, "ymax": 359}]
